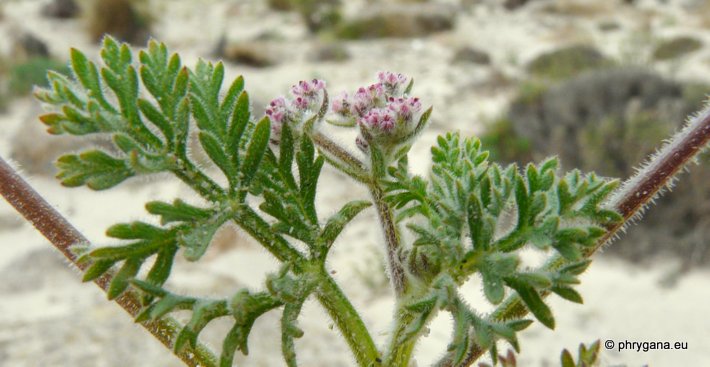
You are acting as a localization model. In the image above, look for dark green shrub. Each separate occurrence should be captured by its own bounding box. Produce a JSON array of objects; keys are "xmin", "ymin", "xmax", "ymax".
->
[
  {"xmin": 479, "ymin": 116, "xmax": 532, "ymax": 163},
  {"xmin": 527, "ymin": 45, "xmax": 614, "ymax": 80},
  {"xmin": 8, "ymin": 57, "xmax": 70, "ymax": 96},
  {"xmin": 481, "ymin": 67, "xmax": 710, "ymax": 266},
  {"xmin": 652, "ymin": 36, "xmax": 703, "ymax": 61}
]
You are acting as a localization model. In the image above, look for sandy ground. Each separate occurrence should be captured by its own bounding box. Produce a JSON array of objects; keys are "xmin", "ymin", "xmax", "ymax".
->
[{"xmin": 1, "ymin": 0, "xmax": 710, "ymax": 366}]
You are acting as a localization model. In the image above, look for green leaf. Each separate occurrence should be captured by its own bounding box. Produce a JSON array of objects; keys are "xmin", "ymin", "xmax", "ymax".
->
[
  {"xmin": 281, "ymin": 299, "xmax": 305, "ymax": 367},
  {"xmin": 317, "ymin": 200, "xmax": 371, "ymax": 251},
  {"xmin": 106, "ymin": 221, "xmax": 166, "ymax": 240},
  {"xmin": 467, "ymin": 194, "xmax": 487, "ymax": 251},
  {"xmin": 554, "ymin": 240, "xmax": 583, "ymax": 261},
  {"xmin": 220, "ymin": 324, "xmax": 245, "ymax": 366},
  {"xmin": 405, "ymin": 294, "xmax": 439, "ymax": 314},
  {"xmin": 145, "ymin": 199, "xmax": 212, "ymax": 225},
  {"xmin": 130, "ymin": 278, "xmax": 168, "ymax": 297},
  {"xmin": 190, "ymin": 94, "xmax": 213, "ymax": 132},
  {"xmin": 144, "ymin": 245, "xmax": 178, "ymax": 291},
  {"xmin": 174, "ymin": 300, "xmax": 229, "ymax": 353},
  {"xmin": 506, "ymin": 319, "xmax": 534, "ymax": 331},
  {"xmin": 505, "ymin": 276, "xmax": 555, "ymax": 329},
  {"xmin": 107, "ymin": 257, "xmax": 142, "ymax": 300},
  {"xmin": 529, "ymin": 216, "xmax": 559, "ymax": 249},
  {"xmin": 138, "ymin": 98, "xmax": 173, "ymax": 142},
  {"xmin": 89, "ymin": 240, "xmax": 164, "ymax": 262},
  {"xmin": 241, "ymin": 117, "xmax": 270, "ymax": 186},
  {"xmin": 514, "ymin": 173, "xmax": 529, "ymax": 228},
  {"xmin": 516, "ymin": 272, "xmax": 552, "ymax": 289},
  {"xmin": 221, "ymin": 76, "xmax": 244, "ymax": 118},
  {"xmin": 482, "ymin": 269, "xmax": 505, "ymax": 304},
  {"xmin": 70, "ymin": 48, "xmax": 114, "ymax": 112},
  {"xmin": 489, "ymin": 323, "xmax": 519, "ymax": 352},
  {"xmin": 471, "ymin": 316, "xmax": 493, "ymax": 350},
  {"xmin": 279, "ymin": 124, "xmax": 296, "ymax": 181},
  {"xmin": 551, "ymin": 286, "xmax": 583, "ymax": 304},
  {"xmin": 178, "ymin": 212, "xmax": 230, "ymax": 261},
  {"xmin": 581, "ymin": 340, "xmax": 601, "ymax": 363},
  {"xmin": 559, "ymin": 260, "xmax": 592, "ymax": 276},
  {"xmin": 56, "ymin": 151, "xmax": 134, "ymax": 190},
  {"xmin": 561, "ymin": 349, "xmax": 575, "ymax": 367},
  {"xmin": 448, "ymin": 306, "xmax": 471, "ymax": 365},
  {"xmin": 228, "ymin": 91, "xmax": 250, "ymax": 159},
  {"xmin": 82, "ymin": 259, "xmax": 116, "ymax": 282},
  {"xmin": 405, "ymin": 106, "xmax": 433, "ymax": 140},
  {"xmin": 222, "ymin": 290, "xmax": 283, "ymax": 361},
  {"xmin": 133, "ymin": 284, "xmax": 196, "ymax": 322},
  {"xmin": 297, "ymin": 139, "xmax": 323, "ymax": 223},
  {"xmin": 199, "ymin": 131, "xmax": 236, "ymax": 180}
]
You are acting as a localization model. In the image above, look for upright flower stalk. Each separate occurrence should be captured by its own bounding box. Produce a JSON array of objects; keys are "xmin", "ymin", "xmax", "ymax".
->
[{"xmin": 268, "ymin": 72, "xmax": 428, "ymax": 297}]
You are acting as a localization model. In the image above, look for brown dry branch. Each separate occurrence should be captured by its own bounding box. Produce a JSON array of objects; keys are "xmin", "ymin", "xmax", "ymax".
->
[
  {"xmin": 0, "ymin": 157, "xmax": 218, "ymax": 367},
  {"xmin": 453, "ymin": 105, "xmax": 710, "ymax": 366}
]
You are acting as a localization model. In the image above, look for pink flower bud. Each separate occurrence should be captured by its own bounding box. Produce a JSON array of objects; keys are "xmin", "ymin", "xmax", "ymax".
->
[
  {"xmin": 291, "ymin": 79, "xmax": 326, "ymax": 98},
  {"xmin": 361, "ymin": 108, "xmax": 396, "ymax": 133},
  {"xmin": 331, "ymin": 92, "xmax": 351, "ymax": 116},
  {"xmin": 387, "ymin": 96, "xmax": 422, "ymax": 122},
  {"xmin": 351, "ymin": 83, "xmax": 385, "ymax": 117},
  {"xmin": 265, "ymin": 96, "xmax": 289, "ymax": 124},
  {"xmin": 293, "ymin": 96, "xmax": 309, "ymax": 110},
  {"xmin": 378, "ymin": 71, "xmax": 408, "ymax": 94}
]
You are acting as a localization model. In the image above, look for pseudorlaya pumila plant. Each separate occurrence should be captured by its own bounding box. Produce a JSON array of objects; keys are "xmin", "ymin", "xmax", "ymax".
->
[{"xmin": 33, "ymin": 37, "xmax": 627, "ymax": 367}]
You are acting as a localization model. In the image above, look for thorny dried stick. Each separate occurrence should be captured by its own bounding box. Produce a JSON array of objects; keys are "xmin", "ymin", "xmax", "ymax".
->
[{"xmin": 0, "ymin": 156, "xmax": 219, "ymax": 367}]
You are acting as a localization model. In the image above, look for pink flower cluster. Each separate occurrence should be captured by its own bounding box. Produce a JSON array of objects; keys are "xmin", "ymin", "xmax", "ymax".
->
[
  {"xmin": 265, "ymin": 97, "xmax": 289, "ymax": 125},
  {"xmin": 265, "ymin": 79, "xmax": 326, "ymax": 143},
  {"xmin": 359, "ymin": 97, "xmax": 422, "ymax": 134},
  {"xmin": 328, "ymin": 72, "xmax": 422, "ymax": 151},
  {"xmin": 330, "ymin": 72, "xmax": 409, "ymax": 120},
  {"xmin": 361, "ymin": 108, "xmax": 396, "ymax": 133},
  {"xmin": 265, "ymin": 72, "xmax": 425, "ymax": 151},
  {"xmin": 378, "ymin": 71, "xmax": 408, "ymax": 94}
]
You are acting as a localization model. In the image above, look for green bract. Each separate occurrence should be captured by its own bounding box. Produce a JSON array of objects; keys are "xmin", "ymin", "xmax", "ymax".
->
[{"xmin": 34, "ymin": 37, "xmax": 622, "ymax": 367}]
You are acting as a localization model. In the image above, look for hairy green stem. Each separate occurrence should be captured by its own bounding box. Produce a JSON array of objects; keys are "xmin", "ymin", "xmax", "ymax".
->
[
  {"xmin": 232, "ymin": 206, "xmax": 305, "ymax": 263},
  {"xmin": 317, "ymin": 274, "xmax": 381, "ymax": 366},
  {"xmin": 310, "ymin": 130, "xmax": 409, "ymax": 296},
  {"xmin": 0, "ymin": 156, "xmax": 219, "ymax": 367},
  {"xmin": 447, "ymin": 105, "xmax": 710, "ymax": 366},
  {"xmin": 172, "ymin": 158, "xmax": 225, "ymax": 202},
  {"xmin": 382, "ymin": 309, "xmax": 418, "ymax": 367},
  {"xmin": 311, "ymin": 129, "xmax": 414, "ymax": 365},
  {"xmin": 311, "ymin": 131, "xmax": 368, "ymax": 173},
  {"xmin": 370, "ymin": 183, "xmax": 407, "ymax": 296}
]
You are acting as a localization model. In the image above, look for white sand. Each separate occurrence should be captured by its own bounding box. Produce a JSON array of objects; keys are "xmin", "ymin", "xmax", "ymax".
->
[{"xmin": 1, "ymin": 0, "xmax": 709, "ymax": 366}]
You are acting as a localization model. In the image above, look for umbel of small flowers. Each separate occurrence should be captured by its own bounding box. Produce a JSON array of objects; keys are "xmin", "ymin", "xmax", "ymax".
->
[
  {"xmin": 265, "ymin": 72, "xmax": 430, "ymax": 158},
  {"xmin": 265, "ymin": 79, "xmax": 327, "ymax": 144}
]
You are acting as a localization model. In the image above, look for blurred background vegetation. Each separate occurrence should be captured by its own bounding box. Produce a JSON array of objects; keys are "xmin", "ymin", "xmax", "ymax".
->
[{"xmin": 1, "ymin": 0, "xmax": 709, "ymax": 275}]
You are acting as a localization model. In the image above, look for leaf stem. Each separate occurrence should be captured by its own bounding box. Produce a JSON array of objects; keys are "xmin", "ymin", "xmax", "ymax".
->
[
  {"xmin": 317, "ymin": 275, "xmax": 381, "ymax": 366},
  {"xmin": 0, "ymin": 156, "xmax": 219, "ymax": 367},
  {"xmin": 310, "ymin": 131, "xmax": 367, "ymax": 174},
  {"xmin": 451, "ymin": 104, "xmax": 710, "ymax": 366},
  {"xmin": 172, "ymin": 157, "xmax": 225, "ymax": 202},
  {"xmin": 382, "ymin": 309, "xmax": 418, "ymax": 366},
  {"xmin": 310, "ymin": 130, "xmax": 409, "ymax": 296},
  {"xmin": 370, "ymin": 183, "xmax": 407, "ymax": 296}
]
